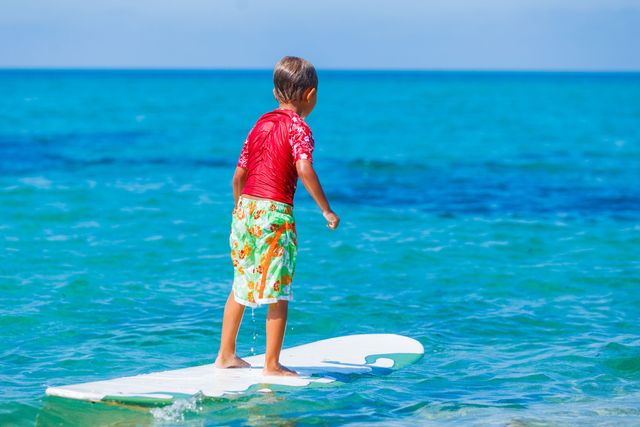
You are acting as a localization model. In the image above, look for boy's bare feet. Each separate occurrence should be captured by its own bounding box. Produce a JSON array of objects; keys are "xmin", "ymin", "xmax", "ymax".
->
[
  {"xmin": 263, "ymin": 363, "xmax": 299, "ymax": 376},
  {"xmin": 215, "ymin": 353, "xmax": 251, "ymax": 369}
]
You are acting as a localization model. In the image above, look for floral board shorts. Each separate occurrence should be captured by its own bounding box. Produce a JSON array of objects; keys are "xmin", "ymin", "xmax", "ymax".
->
[{"xmin": 230, "ymin": 196, "xmax": 297, "ymax": 307}]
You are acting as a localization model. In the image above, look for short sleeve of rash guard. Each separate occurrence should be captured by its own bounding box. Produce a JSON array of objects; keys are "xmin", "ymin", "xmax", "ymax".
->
[
  {"xmin": 290, "ymin": 115, "xmax": 315, "ymax": 163},
  {"xmin": 237, "ymin": 136, "xmax": 249, "ymax": 169}
]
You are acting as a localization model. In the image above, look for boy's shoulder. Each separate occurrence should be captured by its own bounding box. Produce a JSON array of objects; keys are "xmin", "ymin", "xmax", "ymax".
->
[
  {"xmin": 254, "ymin": 108, "xmax": 311, "ymax": 133},
  {"xmin": 290, "ymin": 113, "xmax": 312, "ymax": 138}
]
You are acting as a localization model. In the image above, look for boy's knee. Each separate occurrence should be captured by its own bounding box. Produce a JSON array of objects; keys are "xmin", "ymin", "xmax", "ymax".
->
[{"xmin": 267, "ymin": 300, "xmax": 288, "ymax": 317}]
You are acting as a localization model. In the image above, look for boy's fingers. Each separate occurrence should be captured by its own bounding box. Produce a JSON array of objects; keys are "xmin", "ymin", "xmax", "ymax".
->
[{"xmin": 324, "ymin": 212, "xmax": 339, "ymax": 230}]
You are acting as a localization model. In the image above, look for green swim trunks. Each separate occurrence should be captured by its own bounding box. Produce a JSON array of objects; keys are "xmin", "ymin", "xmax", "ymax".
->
[{"xmin": 229, "ymin": 196, "xmax": 297, "ymax": 307}]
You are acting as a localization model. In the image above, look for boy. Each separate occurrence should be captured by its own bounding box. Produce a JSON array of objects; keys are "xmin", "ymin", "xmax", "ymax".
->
[{"xmin": 215, "ymin": 56, "xmax": 340, "ymax": 376}]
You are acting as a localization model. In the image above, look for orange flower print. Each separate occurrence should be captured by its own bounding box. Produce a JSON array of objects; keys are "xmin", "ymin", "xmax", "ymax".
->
[
  {"xmin": 238, "ymin": 242, "xmax": 251, "ymax": 260},
  {"xmin": 230, "ymin": 198, "xmax": 297, "ymax": 306},
  {"xmin": 280, "ymin": 274, "xmax": 292, "ymax": 285}
]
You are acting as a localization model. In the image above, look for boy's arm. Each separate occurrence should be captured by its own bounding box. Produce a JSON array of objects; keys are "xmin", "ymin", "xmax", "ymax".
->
[
  {"xmin": 232, "ymin": 167, "xmax": 247, "ymax": 206},
  {"xmin": 296, "ymin": 160, "xmax": 340, "ymax": 230}
]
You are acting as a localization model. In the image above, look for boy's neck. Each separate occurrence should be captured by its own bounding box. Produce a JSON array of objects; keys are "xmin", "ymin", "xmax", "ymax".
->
[{"xmin": 278, "ymin": 103, "xmax": 305, "ymax": 118}]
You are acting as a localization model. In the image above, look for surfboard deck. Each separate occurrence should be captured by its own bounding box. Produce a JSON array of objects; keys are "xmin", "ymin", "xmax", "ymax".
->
[{"xmin": 45, "ymin": 334, "xmax": 424, "ymax": 406}]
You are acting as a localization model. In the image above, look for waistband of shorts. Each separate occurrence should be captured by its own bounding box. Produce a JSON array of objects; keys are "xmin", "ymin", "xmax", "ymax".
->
[{"xmin": 238, "ymin": 196, "xmax": 293, "ymax": 215}]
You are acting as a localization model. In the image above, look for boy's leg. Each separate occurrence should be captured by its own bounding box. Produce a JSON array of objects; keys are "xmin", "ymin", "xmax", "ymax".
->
[
  {"xmin": 263, "ymin": 300, "xmax": 298, "ymax": 376},
  {"xmin": 215, "ymin": 290, "xmax": 251, "ymax": 368}
]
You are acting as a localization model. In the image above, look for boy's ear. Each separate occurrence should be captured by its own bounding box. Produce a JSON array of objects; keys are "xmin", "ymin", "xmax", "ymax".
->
[{"xmin": 305, "ymin": 87, "xmax": 317, "ymax": 101}]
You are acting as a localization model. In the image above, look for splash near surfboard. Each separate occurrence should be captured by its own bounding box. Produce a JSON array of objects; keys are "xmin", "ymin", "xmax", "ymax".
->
[{"xmin": 45, "ymin": 334, "xmax": 424, "ymax": 406}]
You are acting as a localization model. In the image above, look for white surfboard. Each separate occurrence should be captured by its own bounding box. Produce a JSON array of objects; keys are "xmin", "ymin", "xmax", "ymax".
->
[{"xmin": 45, "ymin": 334, "xmax": 424, "ymax": 406}]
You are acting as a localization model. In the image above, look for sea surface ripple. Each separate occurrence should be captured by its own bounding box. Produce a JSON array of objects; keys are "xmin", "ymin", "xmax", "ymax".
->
[{"xmin": 1, "ymin": 70, "xmax": 639, "ymax": 426}]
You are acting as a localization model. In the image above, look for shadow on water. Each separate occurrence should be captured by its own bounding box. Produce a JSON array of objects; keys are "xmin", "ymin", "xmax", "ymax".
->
[
  {"xmin": 38, "ymin": 397, "xmax": 154, "ymax": 427},
  {"xmin": 0, "ymin": 132, "xmax": 234, "ymax": 174},
  {"xmin": 39, "ymin": 392, "xmax": 306, "ymax": 426},
  {"xmin": 4, "ymin": 131, "xmax": 638, "ymax": 218}
]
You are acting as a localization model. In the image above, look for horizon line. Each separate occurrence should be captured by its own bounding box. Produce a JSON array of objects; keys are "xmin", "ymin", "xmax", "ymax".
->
[{"xmin": 1, "ymin": 66, "xmax": 639, "ymax": 74}]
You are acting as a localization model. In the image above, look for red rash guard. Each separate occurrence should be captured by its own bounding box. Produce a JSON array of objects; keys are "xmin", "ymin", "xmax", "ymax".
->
[{"xmin": 237, "ymin": 108, "xmax": 314, "ymax": 206}]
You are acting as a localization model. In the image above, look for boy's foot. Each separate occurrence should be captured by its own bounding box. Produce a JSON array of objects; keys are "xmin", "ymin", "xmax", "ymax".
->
[
  {"xmin": 263, "ymin": 363, "xmax": 299, "ymax": 377},
  {"xmin": 215, "ymin": 353, "xmax": 251, "ymax": 369}
]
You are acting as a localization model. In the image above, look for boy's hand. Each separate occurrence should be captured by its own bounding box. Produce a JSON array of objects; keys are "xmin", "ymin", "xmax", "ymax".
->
[{"xmin": 323, "ymin": 210, "xmax": 340, "ymax": 230}]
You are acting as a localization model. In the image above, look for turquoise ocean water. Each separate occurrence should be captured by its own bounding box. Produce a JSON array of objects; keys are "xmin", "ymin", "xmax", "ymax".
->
[{"xmin": 1, "ymin": 70, "xmax": 639, "ymax": 426}]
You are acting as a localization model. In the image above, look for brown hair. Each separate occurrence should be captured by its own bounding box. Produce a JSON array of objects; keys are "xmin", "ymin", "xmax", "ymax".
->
[{"xmin": 273, "ymin": 56, "xmax": 318, "ymax": 103}]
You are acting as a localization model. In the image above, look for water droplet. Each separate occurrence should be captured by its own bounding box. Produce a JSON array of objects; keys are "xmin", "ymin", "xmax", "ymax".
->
[{"xmin": 251, "ymin": 307, "xmax": 257, "ymax": 355}]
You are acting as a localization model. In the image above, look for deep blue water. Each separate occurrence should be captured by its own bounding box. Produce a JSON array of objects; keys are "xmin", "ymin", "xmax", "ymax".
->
[{"xmin": 1, "ymin": 70, "xmax": 639, "ymax": 426}]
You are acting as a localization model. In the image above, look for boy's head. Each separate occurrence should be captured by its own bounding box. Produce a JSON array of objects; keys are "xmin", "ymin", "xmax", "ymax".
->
[{"xmin": 273, "ymin": 56, "xmax": 318, "ymax": 117}]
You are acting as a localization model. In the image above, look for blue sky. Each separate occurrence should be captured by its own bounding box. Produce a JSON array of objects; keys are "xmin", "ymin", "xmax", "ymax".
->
[{"xmin": 2, "ymin": 0, "xmax": 639, "ymax": 70}]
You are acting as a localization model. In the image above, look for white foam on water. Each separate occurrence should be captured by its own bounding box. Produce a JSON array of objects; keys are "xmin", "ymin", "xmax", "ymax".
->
[
  {"xmin": 20, "ymin": 176, "xmax": 52, "ymax": 189},
  {"xmin": 196, "ymin": 253, "xmax": 227, "ymax": 259},
  {"xmin": 72, "ymin": 221, "xmax": 101, "ymax": 229},
  {"xmin": 150, "ymin": 392, "xmax": 204, "ymax": 423},
  {"xmin": 46, "ymin": 235, "xmax": 73, "ymax": 241}
]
